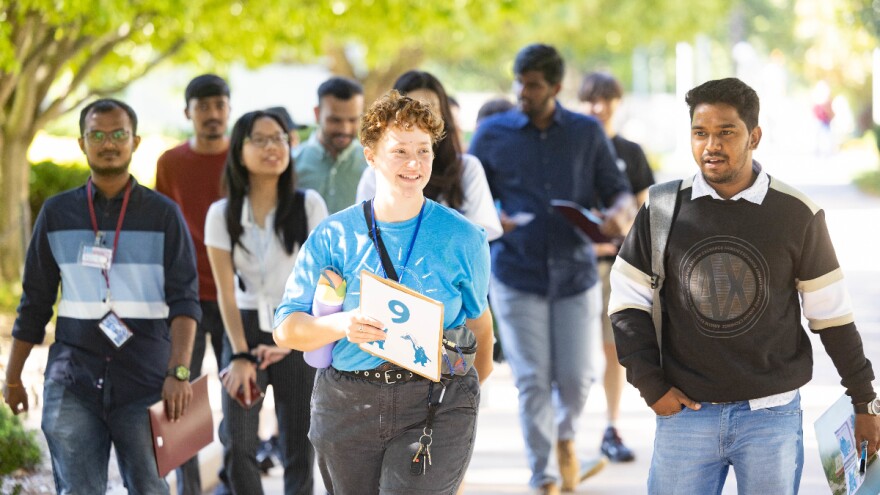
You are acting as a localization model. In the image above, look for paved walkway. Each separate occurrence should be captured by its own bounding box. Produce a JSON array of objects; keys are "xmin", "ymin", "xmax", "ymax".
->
[{"xmin": 2, "ymin": 148, "xmax": 878, "ymax": 494}]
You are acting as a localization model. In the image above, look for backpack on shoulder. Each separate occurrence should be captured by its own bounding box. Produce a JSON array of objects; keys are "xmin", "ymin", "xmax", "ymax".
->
[{"xmin": 647, "ymin": 179, "xmax": 682, "ymax": 365}]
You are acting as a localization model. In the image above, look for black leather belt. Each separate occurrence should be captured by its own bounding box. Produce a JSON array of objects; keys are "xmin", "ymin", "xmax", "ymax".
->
[{"xmin": 335, "ymin": 362, "xmax": 425, "ymax": 384}]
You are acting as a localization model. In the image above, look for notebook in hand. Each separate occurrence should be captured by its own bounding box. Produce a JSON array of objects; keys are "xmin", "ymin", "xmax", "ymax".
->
[
  {"xmin": 148, "ymin": 374, "xmax": 214, "ymax": 477},
  {"xmin": 550, "ymin": 199, "xmax": 612, "ymax": 243}
]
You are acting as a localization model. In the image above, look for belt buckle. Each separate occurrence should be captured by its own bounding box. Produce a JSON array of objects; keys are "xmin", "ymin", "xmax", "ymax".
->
[{"xmin": 384, "ymin": 369, "xmax": 404, "ymax": 384}]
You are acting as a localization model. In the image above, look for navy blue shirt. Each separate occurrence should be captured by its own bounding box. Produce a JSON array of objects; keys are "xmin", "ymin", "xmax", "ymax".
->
[
  {"xmin": 13, "ymin": 178, "xmax": 201, "ymax": 408},
  {"xmin": 469, "ymin": 103, "xmax": 630, "ymax": 297}
]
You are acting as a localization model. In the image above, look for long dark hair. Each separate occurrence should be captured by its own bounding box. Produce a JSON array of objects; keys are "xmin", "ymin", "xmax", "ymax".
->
[
  {"xmin": 223, "ymin": 110, "xmax": 307, "ymax": 255},
  {"xmin": 393, "ymin": 71, "xmax": 464, "ymax": 210}
]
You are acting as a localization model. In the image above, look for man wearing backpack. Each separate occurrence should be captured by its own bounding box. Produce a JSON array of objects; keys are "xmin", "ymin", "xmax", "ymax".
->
[{"xmin": 609, "ymin": 77, "xmax": 879, "ymax": 494}]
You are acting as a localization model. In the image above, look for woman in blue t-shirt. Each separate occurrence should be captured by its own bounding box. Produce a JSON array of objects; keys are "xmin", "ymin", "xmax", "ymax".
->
[{"xmin": 274, "ymin": 91, "xmax": 492, "ymax": 494}]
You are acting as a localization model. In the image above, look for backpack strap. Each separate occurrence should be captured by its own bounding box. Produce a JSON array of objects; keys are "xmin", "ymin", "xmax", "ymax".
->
[{"xmin": 647, "ymin": 179, "xmax": 681, "ymax": 366}]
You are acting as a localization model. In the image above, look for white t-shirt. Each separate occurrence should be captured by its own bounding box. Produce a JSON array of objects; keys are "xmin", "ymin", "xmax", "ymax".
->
[
  {"xmin": 204, "ymin": 189, "xmax": 328, "ymax": 310},
  {"xmin": 356, "ymin": 154, "xmax": 502, "ymax": 241}
]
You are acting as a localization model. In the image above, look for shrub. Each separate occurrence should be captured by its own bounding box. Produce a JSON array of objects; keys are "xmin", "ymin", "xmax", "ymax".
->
[
  {"xmin": 854, "ymin": 168, "xmax": 880, "ymax": 196},
  {"xmin": 29, "ymin": 161, "xmax": 90, "ymax": 227},
  {"xmin": 0, "ymin": 406, "xmax": 42, "ymax": 481},
  {"xmin": 0, "ymin": 281, "xmax": 21, "ymax": 319}
]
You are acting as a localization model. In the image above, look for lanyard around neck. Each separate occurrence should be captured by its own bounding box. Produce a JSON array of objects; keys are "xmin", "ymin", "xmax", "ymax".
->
[
  {"xmin": 368, "ymin": 199, "xmax": 425, "ymax": 282},
  {"xmin": 86, "ymin": 177, "xmax": 132, "ymax": 296}
]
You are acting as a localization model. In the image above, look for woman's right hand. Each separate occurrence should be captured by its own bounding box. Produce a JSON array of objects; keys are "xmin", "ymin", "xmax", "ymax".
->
[
  {"xmin": 220, "ymin": 359, "xmax": 258, "ymax": 407},
  {"xmin": 331, "ymin": 311, "xmax": 386, "ymax": 344}
]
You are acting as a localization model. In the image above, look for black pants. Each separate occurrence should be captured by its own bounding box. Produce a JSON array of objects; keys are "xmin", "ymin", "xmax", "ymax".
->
[{"xmin": 219, "ymin": 310, "xmax": 316, "ymax": 495}]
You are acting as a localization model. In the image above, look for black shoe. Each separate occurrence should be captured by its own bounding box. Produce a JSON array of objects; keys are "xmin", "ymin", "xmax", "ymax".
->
[
  {"xmin": 600, "ymin": 426, "xmax": 635, "ymax": 462},
  {"xmin": 256, "ymin": 439, "xmax": 276, "ymax": 473}
]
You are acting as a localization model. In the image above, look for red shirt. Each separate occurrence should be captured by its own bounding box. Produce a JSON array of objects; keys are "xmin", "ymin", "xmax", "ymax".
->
[{"xmin": 155, "ymin": 141, "xmax": 226, "ymax": 301}]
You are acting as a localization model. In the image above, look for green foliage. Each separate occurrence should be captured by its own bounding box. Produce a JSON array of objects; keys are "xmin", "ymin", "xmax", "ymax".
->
[
  {"xmin": 0, "ymin": 280, "xmax": 21, "ymax": 316},
  {"xmin": 854, "ymin": 168, "xmax": 880, "ymax": 196},
  {"xmin": 29, "ymin": 161, "xmax": 90, "ymax": 226},
  {"xmin": 854, "ymin": 128, "xmax": 880, "ymax": 196},
  {"xmin": 0, "ymin": 406, "xmax": 41, "ymax": 481}
]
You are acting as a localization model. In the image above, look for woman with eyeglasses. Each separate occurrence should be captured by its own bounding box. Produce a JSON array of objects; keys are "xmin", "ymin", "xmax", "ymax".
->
[
  {"xmin": 273, "ymin": 91, "xmax": 493, "ymax": 494},
  {"xmin": 205, "ymin": 110, "xmax": 328, "ymax": 494}
]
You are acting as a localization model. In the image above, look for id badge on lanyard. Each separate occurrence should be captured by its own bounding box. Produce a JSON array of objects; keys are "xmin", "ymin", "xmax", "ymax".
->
[
  {"xmin": 80, "ymin": 244, "xmax": 113, "ymax": 270},
  {"xmin": 85, "ymin": 178, "xmax": 134, "ymax": 348}
]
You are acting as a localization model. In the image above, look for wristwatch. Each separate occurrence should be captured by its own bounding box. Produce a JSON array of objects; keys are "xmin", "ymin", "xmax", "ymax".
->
[
  {"xmin": 854, "ymin": 397, "xmax": 880, "ymax": 415},
  {"xmin": 166, "ymin": 365, "xmax": 190, "ymax": 382}
]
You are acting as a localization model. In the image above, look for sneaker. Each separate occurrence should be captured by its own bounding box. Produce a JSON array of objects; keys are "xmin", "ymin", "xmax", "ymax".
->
[
  {"xmin": 556, "ymin": 439, "xmax": 579, "ymax": 491},
  {"xmin": 600, "ymin": 426, "xmax": 635, "ymax": 462},
  {"xmin": 256, "ymin": 439, "xmax": 276, "ymax": 473},
  {"xmin": 579, "ymin": 456, "xmax": 608, "ymax": 480},
  {"xmin": 557, "ymin": 439, "xmax": 608, "ymax": 492},
  {"xmin": 531, "ymin": 481, "xmax": 561, "ymax": 495}
]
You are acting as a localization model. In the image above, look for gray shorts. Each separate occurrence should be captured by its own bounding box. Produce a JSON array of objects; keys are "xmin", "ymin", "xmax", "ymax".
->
[{"xmin": 309, "ymin": 367, "xmax": 480, "ymax": 495}]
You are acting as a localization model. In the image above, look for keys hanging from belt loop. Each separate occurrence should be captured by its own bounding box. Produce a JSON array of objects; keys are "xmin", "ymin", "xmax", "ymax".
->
[
  {"xmin": 410, "ymin": 429, "xmax": 432, "ymax": 475},
  {"xmin": 410, "ymin": 381, "xmax": 445, "ymax": 476},
  {"xmin": 411, "ymin": 440, "xmax": 427, "ymax": 475}
]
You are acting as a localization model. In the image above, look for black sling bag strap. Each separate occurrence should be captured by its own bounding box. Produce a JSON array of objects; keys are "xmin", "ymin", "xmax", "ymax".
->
[{"xmin": 362, "ymin": 200, "xmax": 400, "ymax": 282}]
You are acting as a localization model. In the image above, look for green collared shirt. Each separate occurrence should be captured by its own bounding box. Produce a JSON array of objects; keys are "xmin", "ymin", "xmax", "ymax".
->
[{"xmin": 293, "ymin": 132, "xmax": 367, "ymax": 214}]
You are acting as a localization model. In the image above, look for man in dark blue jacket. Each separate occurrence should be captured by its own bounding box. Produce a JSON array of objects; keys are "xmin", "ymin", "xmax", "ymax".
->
[{"xmin": 470, "ymin": 44, "xmax": 633, "ymax": 495}]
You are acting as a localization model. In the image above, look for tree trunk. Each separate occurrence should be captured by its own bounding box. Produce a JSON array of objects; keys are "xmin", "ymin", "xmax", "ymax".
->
[
  {"xmin": 325, "ymin": 44, "xmax": 425, "ymax": 103},
  {"xmin": 0, "ymin": 132, "xmax": 34, "ymax": 283}
]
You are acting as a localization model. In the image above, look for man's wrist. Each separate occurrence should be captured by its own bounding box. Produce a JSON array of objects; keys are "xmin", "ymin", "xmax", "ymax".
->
[
  {"xmin": 165, "ymin": 365, "xmax": 191, "ymax": 381},
  {"xmin": 854, "ymin": 397, "xmax": 880, "ymax": 415}
]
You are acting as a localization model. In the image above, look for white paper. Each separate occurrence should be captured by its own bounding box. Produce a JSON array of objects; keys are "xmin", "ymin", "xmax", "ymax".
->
[
  {"xmin": 508, "ymin": 212, "xmax": 535, "ymax": 226},
  {"xmin": 358, "ymin": 271, "xmax": 444, "ymax": 381},
  {"xmin": 815, "ymin": 394, "xmax": 878, "ymax": 495}
]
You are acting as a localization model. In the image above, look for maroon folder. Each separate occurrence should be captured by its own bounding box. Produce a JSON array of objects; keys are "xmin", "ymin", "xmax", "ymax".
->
[
  {"xmin": 148, "ymin": 375, "xmax": 214, "ymax": 477},
  {"xmin": 551, "ymin": 199, "xmax": 612, "ymax": 243}
]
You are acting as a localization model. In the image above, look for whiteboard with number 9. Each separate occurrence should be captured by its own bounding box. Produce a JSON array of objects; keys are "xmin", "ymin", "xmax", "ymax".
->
[{"xmin": 358, "ymin": 271, "xmax": 444, "ymax": 381}]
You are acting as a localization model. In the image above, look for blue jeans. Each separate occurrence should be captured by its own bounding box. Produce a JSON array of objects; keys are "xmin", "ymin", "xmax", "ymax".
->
[
  {"xmin": 649, "ymin": 392, "xmax": 804, "ymax": 495},
  {"xmin": 41, "ymin": 378, "xmax": 169, "ymax": 495},
  {"xmin": 490, "ymin": 276, "xmax": 601, "ymax": 488}
]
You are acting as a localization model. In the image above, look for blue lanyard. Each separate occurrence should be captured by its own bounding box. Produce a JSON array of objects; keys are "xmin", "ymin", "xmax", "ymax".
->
[{"xmin": 370, "ymin": 199, "xmax": 425, "ymax": 281}]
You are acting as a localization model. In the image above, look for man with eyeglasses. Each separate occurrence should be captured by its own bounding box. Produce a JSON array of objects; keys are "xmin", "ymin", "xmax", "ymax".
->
[
  {"xmin": 294, "ymin": 76, "xmax": 367, "ymax": 213},
  {"xmin": 155, "ymin": 73, "xmax": 231, "ymax": 495},
  {"xmin": 3, "ymin": 98, "xmax": 200, "ymax": 494}
]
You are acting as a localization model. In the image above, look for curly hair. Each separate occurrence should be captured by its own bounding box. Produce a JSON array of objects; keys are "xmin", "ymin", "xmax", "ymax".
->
[{"xmin": 359, "ymin": 90, "xmax": 445, "ymax": 150}]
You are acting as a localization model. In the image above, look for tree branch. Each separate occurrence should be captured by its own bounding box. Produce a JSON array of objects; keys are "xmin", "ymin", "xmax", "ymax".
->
[
  {"xmin": 30, "ymin": 27, "xmax": 89, "ymax": 124},
  {"xmin": 35, "ymin": 37, "xmax": 186, "ymax": 128},
  {"xmin": 0, "ymin": 13, "xmax": 52, "ymax": 112},
  {"xmin": 35, "ymin": 28, "xmax": 134, "ymax": 127}
]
